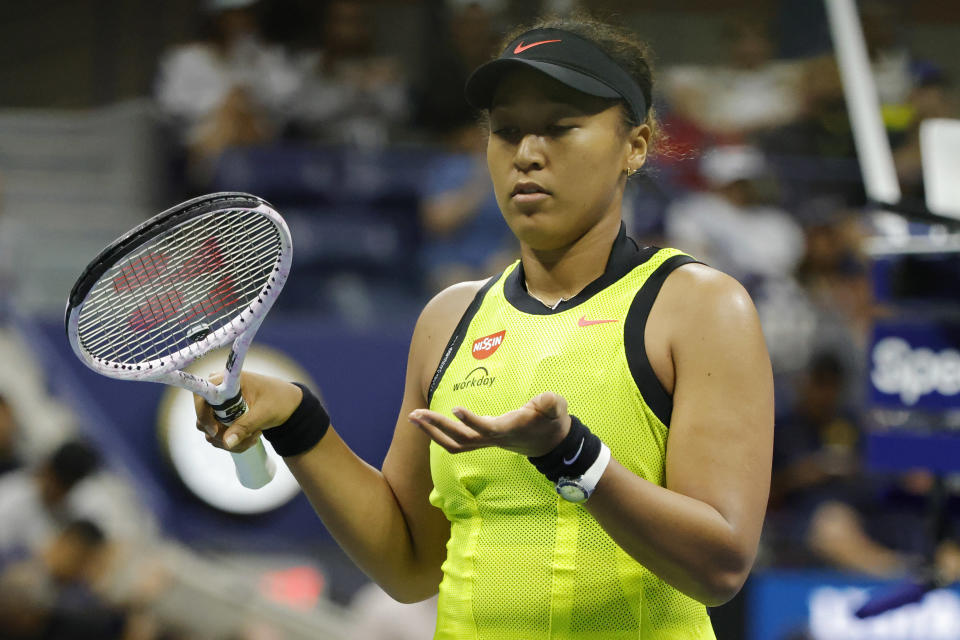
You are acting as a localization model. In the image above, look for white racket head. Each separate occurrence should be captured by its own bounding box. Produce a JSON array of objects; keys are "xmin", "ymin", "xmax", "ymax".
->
[{"xmin": 65, "ymin": 192, "xmax": 292, "ymax": 399}]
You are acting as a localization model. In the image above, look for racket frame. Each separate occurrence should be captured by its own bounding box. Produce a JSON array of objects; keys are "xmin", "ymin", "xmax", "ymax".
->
[{"xmin": 64, "ymin": 192, "xmax": 292, "ymax": 488}]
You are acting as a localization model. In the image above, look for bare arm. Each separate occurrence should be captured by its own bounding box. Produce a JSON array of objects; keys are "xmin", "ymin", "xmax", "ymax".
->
[
  {"xmin": 197, "ymin": 281, "xmax": 484, "ymax": 602},
  {"xmin": 584, "ymin": 265, "xmax": 774, "ymax": 605}
]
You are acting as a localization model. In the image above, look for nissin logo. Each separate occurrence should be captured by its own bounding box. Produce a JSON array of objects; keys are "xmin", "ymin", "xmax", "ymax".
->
[
  {"xmin": 472, "ymin": 330, "xmax": 505, "ymax": 360},
  {"xmin": 453, "ymin": 367, "xmax": 496, "ymax": 392},
  {"xmin": 871, "ymin": 337, "xmax": 960, "ymax": 405}
]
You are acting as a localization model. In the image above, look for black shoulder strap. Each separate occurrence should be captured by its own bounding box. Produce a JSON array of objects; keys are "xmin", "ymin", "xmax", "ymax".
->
[
  {"xmin": 623, "ymin": 254, "xmax": 700, "ymax": 427},
  {"xmin": 427, "ymin": 275, "xmax": 499, "ymax": 406}
]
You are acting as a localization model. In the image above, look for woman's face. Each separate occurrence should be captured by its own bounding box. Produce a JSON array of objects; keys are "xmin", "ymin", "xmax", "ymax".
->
[{"xmin": 486, "ymin": 68, "xmax": 647, "ymax": 251}]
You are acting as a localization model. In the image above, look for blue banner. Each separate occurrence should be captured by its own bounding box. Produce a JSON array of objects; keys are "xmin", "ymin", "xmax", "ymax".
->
[
  {"xmin": 750, "ymin": 571, "xmax": 960, "ymax": 640},
  {"xmin": 868, "ymin": 321, "xmax": 960, "ymax": 410}
]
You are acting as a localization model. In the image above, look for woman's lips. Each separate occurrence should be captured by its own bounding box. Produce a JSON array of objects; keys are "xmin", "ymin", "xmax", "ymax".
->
[
  {"xmin": 511, "ymin": 192, "xmax": 551, "ymax": 203},
  {"xmin": 510, "ymin": 182, "xmax": 551, "ymax": 203}
]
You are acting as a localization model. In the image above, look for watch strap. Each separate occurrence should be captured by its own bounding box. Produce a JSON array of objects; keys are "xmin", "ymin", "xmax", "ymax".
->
[{"xmin": 557, "ymin": 441, "xmax": 611, "ymax": 502}]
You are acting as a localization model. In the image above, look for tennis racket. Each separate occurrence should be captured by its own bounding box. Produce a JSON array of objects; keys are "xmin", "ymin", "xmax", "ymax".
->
[{"xmin": 64, "ymin": 192, "xmax": 292, "ymax": 489}]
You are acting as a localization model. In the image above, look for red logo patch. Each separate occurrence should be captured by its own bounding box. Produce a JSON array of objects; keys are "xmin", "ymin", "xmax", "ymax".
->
[{"xmin": 472, "ymin": 330, "xmax": 505, "ymax": 360}]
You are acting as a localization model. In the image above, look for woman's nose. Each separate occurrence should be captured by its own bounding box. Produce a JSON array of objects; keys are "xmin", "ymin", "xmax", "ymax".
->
[{"xmin": 514, "ymin": 133, "xmax": 545, "ymax": 172}]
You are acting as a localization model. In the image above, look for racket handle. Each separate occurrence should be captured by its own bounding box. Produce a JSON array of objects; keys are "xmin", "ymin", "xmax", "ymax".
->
[
  {"xmin": 230, "ymin": 440, "xmax": 277, "ymax": 489},
  {"xmin": 211, "ymin": 391, "xmax": 276, "ymax": 489}
]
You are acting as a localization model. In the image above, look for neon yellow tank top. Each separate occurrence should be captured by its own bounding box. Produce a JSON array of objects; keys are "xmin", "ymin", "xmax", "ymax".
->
[{"xmin": 427, "ymin": 226, "xmax": 717, "ymax": 639}]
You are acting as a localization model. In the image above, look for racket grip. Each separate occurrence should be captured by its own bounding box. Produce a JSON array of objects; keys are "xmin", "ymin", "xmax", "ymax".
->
[
  {"xmin": 211, "ymin": 390, "xmax": 248, "ymax": 425},
  {"xmin": 211, "ymin": 391, "xmax": 276, "ymax": 489},
  {"xmin": 230, "ymin": 440, "xmax": 277, "ymax": 489}
]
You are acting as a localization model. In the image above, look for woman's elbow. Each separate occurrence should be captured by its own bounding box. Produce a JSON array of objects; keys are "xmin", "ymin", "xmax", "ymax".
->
[
  {"xmin": 378, "ymin": 566, "xmax": 442, "ymax": 604},
  {"xmin": 697, "ymin": 566, "xmax": 750, "ymax": 607},
  {"xmin": 383, "ymin": 585, "xmax": 438, "ymax": 605},
  {"xmin": 696, "ymin": 544, "xmax": 756, "ymax": 606}
]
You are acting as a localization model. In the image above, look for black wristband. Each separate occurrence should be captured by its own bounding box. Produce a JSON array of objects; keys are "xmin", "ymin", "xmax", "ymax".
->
[
  {"xmin": 527, "ymin": 415, "xmax": 602, "ymax": 482},
  {"xmin": 262, "ymin": 383, "xmax": 330, "ymax": 457}
]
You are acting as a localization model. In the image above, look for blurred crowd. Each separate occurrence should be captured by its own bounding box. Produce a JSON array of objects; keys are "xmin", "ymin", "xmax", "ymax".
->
[
  {"xmin": 0, "ymin": 401, "xmax": 176, "ymax": 640},
  {"xmin": 0, "ymin": 0, "xmax": 958, "ymax": 637}
]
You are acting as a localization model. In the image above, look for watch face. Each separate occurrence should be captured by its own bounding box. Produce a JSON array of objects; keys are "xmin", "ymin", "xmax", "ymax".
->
[{"xmin": 557, "ymin": 481, "xmax": 587, "ymax": 503}]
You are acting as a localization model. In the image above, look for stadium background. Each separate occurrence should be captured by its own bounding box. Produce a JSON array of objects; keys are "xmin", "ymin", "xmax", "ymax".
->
[{"xmin": 0, "ymin": 0, "xmax": 958, "ymax": 638}]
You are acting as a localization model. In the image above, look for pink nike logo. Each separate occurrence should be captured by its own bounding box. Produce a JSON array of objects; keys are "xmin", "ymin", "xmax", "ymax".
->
[
  {"xmin": 513, "ymin": 39, "xmax": 562, "ymax": 54},
  {"xmin": 578, "ymin": 316, "xmax": 618, "ymax": 327}
]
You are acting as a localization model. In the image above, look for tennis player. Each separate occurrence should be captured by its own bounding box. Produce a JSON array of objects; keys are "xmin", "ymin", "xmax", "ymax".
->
[{"xmin": 197, "ymin": 16, "xmax": 773, "ymax": 639}]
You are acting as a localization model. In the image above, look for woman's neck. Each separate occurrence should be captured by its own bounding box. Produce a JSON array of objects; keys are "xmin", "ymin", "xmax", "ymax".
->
[{"xmin": 521, "ymin": 216, "xmax": 621, "ymax": 307}]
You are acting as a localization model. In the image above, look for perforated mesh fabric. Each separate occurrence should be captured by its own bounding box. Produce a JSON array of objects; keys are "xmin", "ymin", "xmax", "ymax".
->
[{"xmin": 429, "ymin": 248, "xmax": 716, "ymax": 640}]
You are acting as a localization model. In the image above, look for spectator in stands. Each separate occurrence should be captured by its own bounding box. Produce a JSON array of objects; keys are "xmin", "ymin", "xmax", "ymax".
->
[
  {"xmin": 411, "ymin": 1, "xmax": 517, "ymax": 293},
  {"xmin": 287, "ymin": 0, "xmax": 408, "ymax": 148},
  {"xmin": 859, "ymin": 1, "xmax": 953, "ymax": 158},
  {"xmin": 0, "ymin": 440, "xmax": 99, "ymax": 562},
  {"xmin": 411, "ymin": 0, "xmax": 502, "ymax": 145},
  {"xmin": 664, "ymin": 144, "xmax": 804, "ymax": 289},
  {"xmin": 893, "ymin": 65, "xmax": 958, "ymax": 203},
  {"xmin": 796, "ymin": 212, "xmax": 873, "ymax": 391},
  {"xmin": 860, "ymin": 0, "xmax": 915, "ymax": 132},
  {"xmin": 766, "ymin": 353, "xmax": 902, "ymax": 575},
  {"xmin": 0, "ymin": 519, "xmax": 121, "ymax": 640},
  {"xmin": 155, "ymin": 0, "xmax": 303, "ymax": 185},
  {"xmin": 756, "ymin": 57, "xmax": 865, "ymax": 209},
  {"xmin": 662, "ymin": 15, "xmax": 805, "ymax": 140},
  {"xmin": 419, "ymin": 124, "xmax": 517, "ymax": 293},
  {"xmin": 767, "ymin": 353, "xmax": 960, "ymax": 581},
  {"xmin": 770, "ymin": 354, "xmax": 861, "ymax": 511},
  {"xmin": 0, "ymin": 395, "xmax": 22, "ymax": 477}
]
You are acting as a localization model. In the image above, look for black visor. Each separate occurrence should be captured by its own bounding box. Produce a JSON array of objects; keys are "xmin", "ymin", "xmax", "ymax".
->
[{"xmin": 465, "ymin": 28, "xmax": 648, "ymax": 124}]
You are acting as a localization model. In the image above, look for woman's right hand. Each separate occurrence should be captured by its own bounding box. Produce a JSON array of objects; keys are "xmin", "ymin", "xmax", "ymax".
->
[{"xmin": 194, "ymin": 371, "xmax": 303, "ymax": 452}]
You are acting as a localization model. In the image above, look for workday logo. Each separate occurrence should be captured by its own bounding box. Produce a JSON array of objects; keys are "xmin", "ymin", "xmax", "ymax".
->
[
  {"xmin": 871, "ymin": 337, "xmax": 960, "ymax": 406},
  {"xmin": 452, "ymin": 367, "xmax": 497, "ymax": 392}
]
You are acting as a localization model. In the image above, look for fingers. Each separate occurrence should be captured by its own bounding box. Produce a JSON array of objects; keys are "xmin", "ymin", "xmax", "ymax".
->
[
  {"xmin": 409, "ymin": 409, "xmax": 487, "ymax": 454},
  {"xmin": 222, "ymin": 423, "xmax": 256, "ymax": 450},
  {"xmin": 196, "ymin": 417, "xmax": 219, "ymax": 438},
  {"xmin": 193, "ymin": 373, "xmax": 225, "ymax": 437},
  {"xmin": 194, "ymin": 399, "xmax": 219, "ymax": 437},
  {"xmin": 450, "ymin": 406, "xmax": 497, "ymax": 433},
  {"xmin": 528, "ymin": 391, "xmax": 567, "ymax": 419},
  {"xmin": 196, "ymin": 417, "xmax": 262, "ymax": 452}
]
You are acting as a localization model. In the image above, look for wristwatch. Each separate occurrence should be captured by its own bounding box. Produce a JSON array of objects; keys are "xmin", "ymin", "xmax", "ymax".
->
[{"xmin": 556, "ymin": 442, "xmax": 611, "ymax": 503}]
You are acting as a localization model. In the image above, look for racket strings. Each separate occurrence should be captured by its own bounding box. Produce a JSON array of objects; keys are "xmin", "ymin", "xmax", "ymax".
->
[
  {"xmin": 83, "ymin": 267, "xmax": 270, "ymax": 366},
  {"xmin": 78, "ymin": 224, "xmax": 278, "ymax": 328},
  {"xmin": 79, "ymin": 225, "xmax": 278, "ymax": 351},
  {"xmin": 78, "ymin": 221, "xmax": 274, "ymax": 347},
  {"xmin": 83, "ymin": 214, "xmax": 278, "ymax": 362},
  {"xmin": 76, "ymin": 209, "xmax": 281, "ymax": 365},
  {"xmin": 80, "ymin": 218, "xmax": 277, "ymax": 365}
]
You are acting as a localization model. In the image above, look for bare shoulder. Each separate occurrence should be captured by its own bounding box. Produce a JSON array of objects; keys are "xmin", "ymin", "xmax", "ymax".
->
[
  {"xmin": 411, "ymin": 279, "xmax": 490, "ymax": 396},
  {"xmin": 415, "ymin": 279, "xmax": 488, "ymax": 340},
  {"xmin": 658, "ymin": 263, "xmax": 759, "ymax": 329}
]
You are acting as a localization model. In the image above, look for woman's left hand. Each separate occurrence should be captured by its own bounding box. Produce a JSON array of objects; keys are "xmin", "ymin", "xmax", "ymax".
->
[{"xmin": 409, "ymin": 392, "xmax": 572, "ymax": 457}]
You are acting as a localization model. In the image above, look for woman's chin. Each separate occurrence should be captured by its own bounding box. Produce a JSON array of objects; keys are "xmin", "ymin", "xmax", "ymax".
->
[{"xmin": 507, "ymin": 216, "xmax": 573, "ymax": 251}]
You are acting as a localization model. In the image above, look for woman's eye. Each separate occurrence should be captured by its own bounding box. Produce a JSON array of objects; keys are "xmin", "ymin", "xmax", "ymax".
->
[
  {"xmin": 493, "ymin": 127, "xmax": 521, "ymax": 140},
  {"xmin": 546, "ymin": 124, "xmax": 573, "ymax": 135}
]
